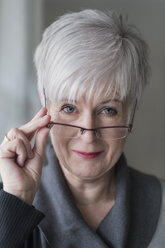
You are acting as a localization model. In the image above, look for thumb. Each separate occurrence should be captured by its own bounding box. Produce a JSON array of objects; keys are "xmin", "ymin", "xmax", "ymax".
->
[{"xmin": 33, "ymin": 127, "xmax": 49, "ymax": 160}]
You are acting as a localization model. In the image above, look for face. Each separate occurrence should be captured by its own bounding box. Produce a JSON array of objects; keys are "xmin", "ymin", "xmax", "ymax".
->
[{"xmin": 48, "ymin": 93, "xmax": 129, "ymax": 181}]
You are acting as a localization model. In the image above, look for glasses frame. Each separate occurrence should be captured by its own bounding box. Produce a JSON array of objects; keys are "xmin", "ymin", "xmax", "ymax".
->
[{"xmin": 43, "ymin": 87, "xmax": 137, "ymax": 139}]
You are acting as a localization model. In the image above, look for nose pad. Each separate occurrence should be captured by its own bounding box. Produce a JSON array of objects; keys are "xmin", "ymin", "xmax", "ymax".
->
[{"xmin": 80, "ymin": 128, "xmax": 97, "ymax": 142}]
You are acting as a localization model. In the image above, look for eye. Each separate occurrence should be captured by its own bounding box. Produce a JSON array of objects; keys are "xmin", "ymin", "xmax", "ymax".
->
[
  {"xmin": 61, "ymin": 104, "xmax": 76, "ymax": 114},
  {"xmin": 100, "ymin": 107, "xmax": 117, "ymax": 116}
]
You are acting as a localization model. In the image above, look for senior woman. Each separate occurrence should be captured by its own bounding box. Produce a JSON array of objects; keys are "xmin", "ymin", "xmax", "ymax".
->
[{"xmin": 0, "ymin": 9, "xmax": 165, "ymax": 248}]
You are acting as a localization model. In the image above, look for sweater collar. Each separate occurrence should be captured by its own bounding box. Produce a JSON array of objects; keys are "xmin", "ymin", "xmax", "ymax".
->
[
  {"xmin": 34, "ymin": 143, "xmax": 161, "ymax": 248},
  {"xmin": 96, "ymin": 154, "xmax": 130, "ymax": 248}
]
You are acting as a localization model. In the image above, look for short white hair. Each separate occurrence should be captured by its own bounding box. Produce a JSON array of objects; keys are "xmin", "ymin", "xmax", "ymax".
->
[{"xmin": 34, "ymin": 9, "xmax": 151, "ymax": 106}]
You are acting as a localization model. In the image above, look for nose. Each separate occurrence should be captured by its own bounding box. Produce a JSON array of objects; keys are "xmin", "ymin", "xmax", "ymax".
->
[{"xmin": 78, "ymin": 112, "xmax": 97, "ymax": 143}]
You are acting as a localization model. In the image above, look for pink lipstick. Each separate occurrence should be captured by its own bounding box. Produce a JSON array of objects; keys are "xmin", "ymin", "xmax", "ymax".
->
[{"xmin": 72, "ymin": 150, "xmax": 103, "ymax": 159}]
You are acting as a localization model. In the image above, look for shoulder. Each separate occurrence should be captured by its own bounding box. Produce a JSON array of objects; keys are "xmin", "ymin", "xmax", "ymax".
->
[
  {"xmin": 128, "ymin": 166, "xmax": 162, "ymax": 220},
  {"xmin": 129, "ymin": 166, "xmax": 159, "ymax": 183},
  {"xmin": 128, "ymin": 166, "xmax": 162, "ymax": 197},
  {"xmin": 147, "ymin": 179, "xmax": 165, "ymax": 248},
  {"xmin": 126, "ymin": 166, "xmax": 163, "ymax": 247}
]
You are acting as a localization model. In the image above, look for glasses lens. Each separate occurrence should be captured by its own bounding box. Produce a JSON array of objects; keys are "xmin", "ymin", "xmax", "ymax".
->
[
  {"xmin": 98, "ymin": 127, "xmax": 129, "ymax": 140},
  {"xmin": 51, "ymin": 124, "xmax": 79, "ymax": 138},
  {"xmin": 51, "ymin": 124, "xmax": 129, "ymax": 140}
]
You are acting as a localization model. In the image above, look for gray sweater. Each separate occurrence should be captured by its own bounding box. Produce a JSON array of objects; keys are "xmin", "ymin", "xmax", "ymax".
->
[{"xmin": 0, "ymin": 143, "xmax": 165, "ymax": 248}]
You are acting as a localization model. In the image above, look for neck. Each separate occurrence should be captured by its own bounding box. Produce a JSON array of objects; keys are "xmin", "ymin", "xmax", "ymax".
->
[{"xmin": 61, "ymin": 167, "xmax": 115, "ymax": 206}]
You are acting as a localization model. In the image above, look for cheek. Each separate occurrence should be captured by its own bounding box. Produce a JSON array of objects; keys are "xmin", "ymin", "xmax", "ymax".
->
[
  {"xmin": 50, "ymin": 130, "xmax": 126, "ymax": 178},
  {"xmin": 112, "ymin": 139, "xmax": 125, "ymax": 152},
  {"xmin": 105, "ymin": 139, "xmax": 126, "ymax": 164},
  {"xmin": 50, "ymin": 133, "xmax": 69, "ymax": 161}
]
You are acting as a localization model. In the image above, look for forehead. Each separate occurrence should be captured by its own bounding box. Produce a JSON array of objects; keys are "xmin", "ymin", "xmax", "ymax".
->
[
  {"xmin": 48, "ymin": 92, "xmax": 127, "ymax": 110},
  {"xmin": 59, "ymin": 96, "xmax": 122, "ymax": 105}
]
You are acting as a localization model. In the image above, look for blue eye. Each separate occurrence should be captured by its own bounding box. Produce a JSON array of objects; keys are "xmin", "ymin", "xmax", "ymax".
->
[
  {"xmin": 61, "ymin": 105, "xmax": 75, "ymax": 113},
  {"xmin": 101, "ymin": 107, "xmax": 117, "ymax": 116}
]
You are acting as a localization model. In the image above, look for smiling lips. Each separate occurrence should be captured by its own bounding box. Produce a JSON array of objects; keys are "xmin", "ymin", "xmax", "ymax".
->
[{"xmin": 72, "ymin": 150, "xmax": 103, "ymax": 159}]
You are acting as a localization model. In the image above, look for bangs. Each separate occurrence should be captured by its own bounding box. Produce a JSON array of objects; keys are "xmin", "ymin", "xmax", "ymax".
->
[
  {"xmin": 35, "ymin": 9, "xmax": 150, "ymax": 107},
  {"xmin": 43, "ymin": 50, "xmax": 137, "ymax": 105},
  {"xmin": 46, "ymin": 73, "xmax": 119, "ymax": 104}
]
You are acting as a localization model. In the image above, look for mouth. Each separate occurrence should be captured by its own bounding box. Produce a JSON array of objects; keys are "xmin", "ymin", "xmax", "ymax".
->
[{"xmin": 72, "ymin": 150, "xmax": 103, "ymax": 159}]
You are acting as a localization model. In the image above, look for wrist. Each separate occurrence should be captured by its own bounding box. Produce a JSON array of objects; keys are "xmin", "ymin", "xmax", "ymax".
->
[{"xmin": 3, "ymin": 187, "xmax": 35, "ymax": 205}]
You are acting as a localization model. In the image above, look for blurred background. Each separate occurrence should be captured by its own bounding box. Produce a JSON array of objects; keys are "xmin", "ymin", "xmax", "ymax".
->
[{"xmin": 0, "ymin": 0, "xmax": 165, "ymax": 179}]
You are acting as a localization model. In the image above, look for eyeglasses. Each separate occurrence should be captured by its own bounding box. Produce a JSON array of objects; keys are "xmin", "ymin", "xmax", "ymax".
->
[
  {"xmin": 43, "ymin": 87, "xmax": 137, "ymax": 140},
  {"xmin": 47, "ymin": 122, "xmax": 132, "ymax": 140}
]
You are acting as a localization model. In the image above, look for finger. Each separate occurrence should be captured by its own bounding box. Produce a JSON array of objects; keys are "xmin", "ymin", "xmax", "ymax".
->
[
  {"xmin": 20, "ymin": 107, "xmax": 48, "ymax": 132},
  {"xmin": 0, "ymin": 138, "xmax": 28, "ymax": 167},
  {"xmin": 25, "ymin": 127, "xmax": 49, "ymax": 177},
  {"xmin": 20, "ymin": 114, "xmax": 51, "ymax": 141},
  {"xmin": 16, "ymin": 139, "xmax": 28, "ymax": 166},
  {"xmin": 19, "ymin": 107, "xmax": 47, "ymax": 134},
  {"xmin": 3, "ymin": 128, "xmax": 33, "ymax": 159},
  {"xmin": 1, "ymin": 134, "xmax": 11, "ymax": 146},
  {"xmin": 34, "ymin": 127, "xmax": 49, "ymax": 158},
  {"xmin": 31, "ymin": 107, "xmax": 48, "ymax": 121}
]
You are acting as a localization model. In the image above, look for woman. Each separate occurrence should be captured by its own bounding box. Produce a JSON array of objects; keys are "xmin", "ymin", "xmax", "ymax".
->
[{"xmin": 0, "ymin": 9, "xmax": 164, "ymax": 248}]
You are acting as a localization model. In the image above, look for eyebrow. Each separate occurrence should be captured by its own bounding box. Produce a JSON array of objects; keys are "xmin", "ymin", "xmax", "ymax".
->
[
  {"xmin": 100, "ymin": 99, "xmax": 122, "ymax": 105},
  {"xmin": 58, "ymin": 98, "xmax": 121, "ymax": 105},
  {"xmin": 59, "ymin": 99, "xmax": 77, "ymax": 103}
]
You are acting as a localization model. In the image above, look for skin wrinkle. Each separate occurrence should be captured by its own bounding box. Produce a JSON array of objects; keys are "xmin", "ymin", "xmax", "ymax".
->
[
  {"xmin": 48, "ymin": 92, "xmax": 128, "ymax": 230},
  {"xmin": 47, "ymin": 98, "xmax": 129, "ymax": 122}
]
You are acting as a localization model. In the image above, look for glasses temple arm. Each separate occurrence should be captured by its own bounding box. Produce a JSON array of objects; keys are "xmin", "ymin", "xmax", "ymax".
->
[
  {"xmin": 129, "ymin": 99, "xmax": 137, "ymax": 131},
  {"xmin": 43, "ymin": 87, "xmax": 47, "ymax": 108}
]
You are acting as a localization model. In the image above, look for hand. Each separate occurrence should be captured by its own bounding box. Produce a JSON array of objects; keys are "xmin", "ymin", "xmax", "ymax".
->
[{"xmin": 0, "ymin": 108, "xmax": 51, "ymax": 205}]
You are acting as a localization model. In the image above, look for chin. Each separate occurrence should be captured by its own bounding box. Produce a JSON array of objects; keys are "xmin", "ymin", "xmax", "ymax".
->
[{"xmin": 64, "ymin": 164, "xmax": 112, "ymax": 181}]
